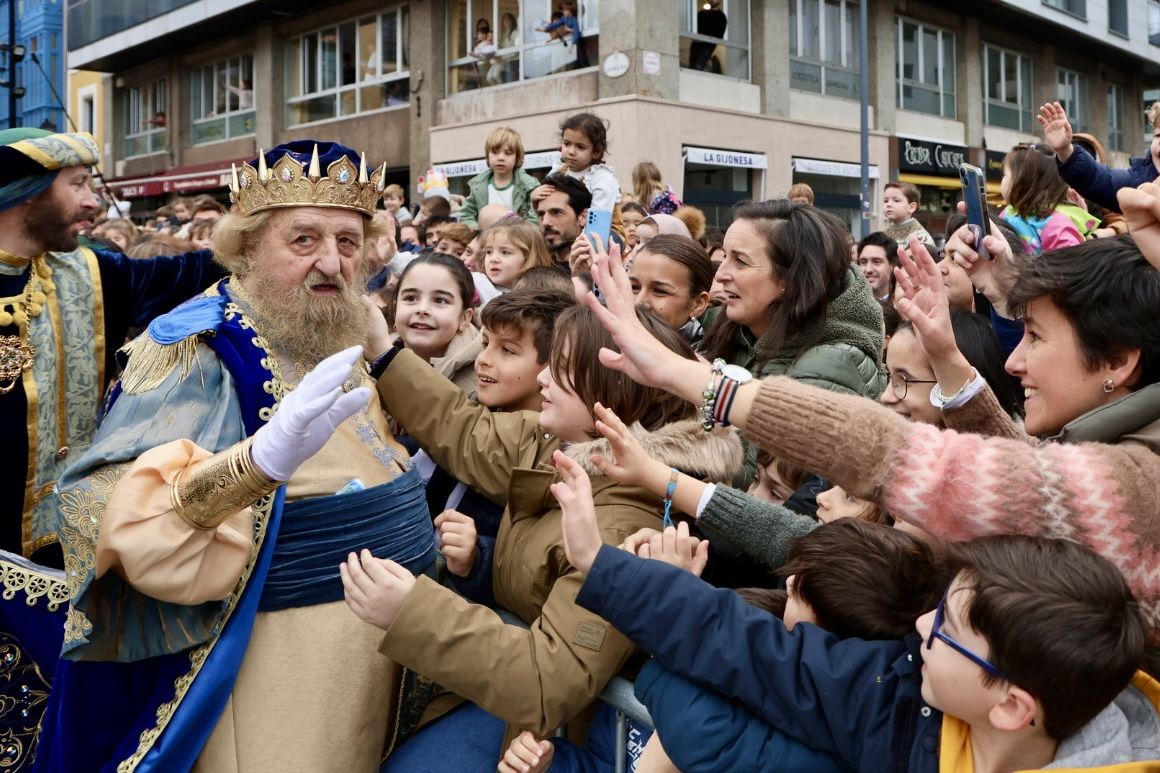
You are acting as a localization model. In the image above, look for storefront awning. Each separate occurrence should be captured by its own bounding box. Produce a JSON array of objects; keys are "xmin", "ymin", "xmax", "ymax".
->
[
  {"xmin": 107, "ymin": 158, "xmax": 249, "ymax": 199},
  {"xmin": 684, "ymin": 146, "xmax": 768, "ymax": 170},
  {"xmin": 434, "ymin": 150, "xmax": 561, "ymax": 179},
  {"xmin": 793, "ymin": 157, "xmax": 879, "ymax": 179}
]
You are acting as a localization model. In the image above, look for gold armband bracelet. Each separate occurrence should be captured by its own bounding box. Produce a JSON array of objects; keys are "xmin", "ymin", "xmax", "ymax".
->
[{"xmin": 171, "ymin": 437, "xmax": 281, "ymax": 530}]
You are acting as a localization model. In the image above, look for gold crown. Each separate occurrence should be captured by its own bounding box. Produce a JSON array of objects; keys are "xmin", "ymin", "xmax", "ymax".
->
[{"xmin": 229, "ymin": 144, "xmax": 386, "ymax": 217}]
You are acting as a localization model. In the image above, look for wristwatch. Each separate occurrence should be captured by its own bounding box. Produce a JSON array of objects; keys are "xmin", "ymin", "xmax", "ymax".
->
[{"xmin": 720, "ymin": 363, "xmax": 753, "ymax": 385}]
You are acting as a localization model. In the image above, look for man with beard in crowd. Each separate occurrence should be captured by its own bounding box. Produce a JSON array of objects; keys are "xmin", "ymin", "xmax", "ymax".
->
[
  {"xmin": 0, "ymin": 128, "xmax": 221, "ymax": 568},
  {"xmin": 36, "ymin": 142, "xmax": 438, "ymax": 771},
  {"xmin": 535, "ymin": 172, "xmax": 591, "ymax": 268}
]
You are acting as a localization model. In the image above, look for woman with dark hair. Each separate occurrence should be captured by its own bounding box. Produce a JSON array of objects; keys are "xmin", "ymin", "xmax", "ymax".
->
[
  {"xmin": 1000, "ymin": 143, "xmax": 1096, "ymax": 255},
  {"xmin": 699, "ymin": 200, "xmax": 885, "ymax": 484},
  {"xmin": 627, "ymin": 234, "xmax": 713, "ymax": 344}
]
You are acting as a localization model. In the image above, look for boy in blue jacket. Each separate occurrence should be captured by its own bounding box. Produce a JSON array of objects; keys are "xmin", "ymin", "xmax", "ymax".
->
[
  {"xmin": 546, "ymin": 450, "xmax": 1158, "ymax": 773},
  {"xmin": 1040, "ymin": 100, "xmax": 1160, "ymax": 214}
]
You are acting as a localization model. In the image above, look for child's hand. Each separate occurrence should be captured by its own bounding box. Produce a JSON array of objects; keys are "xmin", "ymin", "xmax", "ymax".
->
[
  {"xmin": 620, "ymin": 527, "xmax": 661, "ymax": 554},
  {"xmin": 550, "ymin": 450, "xmax": 602, "ymax": 576},
  {"xmin": 1037, "ymin": 102, "xmax": 1074, "ymax": 161},
  {"xmin": 434, "ymin": 509, "xmax": 478, "ymax": 577},
  {"xmin": 638, "ymin": 523, "xmax": 709, "ymax": 577},
  {"xmin": 362, "ymin": 296, "xmax": 393, "ymax": 362},
  {"xmin": 530, "ymin": 184, "xmax": 555, "ymax": 206},
  {"xmin": 590, "ymin": 402, "xmax": 673, "ymax": 493},
  {"xmin": 499, "ymin": 731, "xmax": 554, "ymax": 773},
  {"xmin": 340, "ymin": 549, "xmax": 416, "ymax": 630},
  {"xmin": 1119, "ymin": 181, "xmax": 1160, "ymax": 272},
  {"xmin": 569, "ymin": 231, "xmax": 593, "ymax": 275}
]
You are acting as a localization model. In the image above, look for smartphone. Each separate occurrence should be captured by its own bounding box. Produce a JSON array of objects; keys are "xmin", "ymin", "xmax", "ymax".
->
[
  {"xmin": 584, "ymin": 209, "xmax": 612, "ymax": 253},
  {"xmin": 958, "ymin": 163, "xmax": 991, "ymax": 260}
]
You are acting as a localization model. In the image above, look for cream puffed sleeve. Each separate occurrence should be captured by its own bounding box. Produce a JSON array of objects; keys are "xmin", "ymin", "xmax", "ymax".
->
[{"xmin": 95, "ymin": 437, "xmax": 273, "ymax": 605}]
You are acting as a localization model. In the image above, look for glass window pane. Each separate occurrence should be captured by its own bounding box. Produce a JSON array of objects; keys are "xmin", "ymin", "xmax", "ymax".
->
[
  {"xmin": 904, "ymin": 84, "xmax": 940, "ymax": 114},
  {"xmin": 900, "ymin": 22, "xmax": 917, "ymax": 81},
  {"xmin": 942, "ymin": 35, "xmax": 954, "ymax": 91},
  {"xmin": 358, "ymin": 17, "xmax": 377, "ymax": 80},
  {"xmin": 1003, "ymin": 52, "xmax": 1018, "ymax": 104},
  {"xmin": 400, "ymin": 6, "xmax": 410, "ymax": 69},
  {"xmin": 340, "ymin": 22, "xmax": 357, "ymax": 86},
  {"xmin": 497, "ymin": 3, "xmax": 519, "ymax": 49},
  {"xmin": 790, "ymin": 58, "xmax": 822, "ymax": 93},
  {"xmin": 382, "ymin": 11, "xmax": 398, "ymax": 74},
  {"xmin": 321, "ymin": 29, "xmax": 337, "ymax": 90},
  {"xmin": 985, "ymin": 47, "xmax": 1000, "ymax": 100},
  {"xmin": 789, "ymin": 0, "xmax": 798, "ymax": 55},
  {"xmin": 844, "ymin": 2, "xmax": 857, "ymax": 67},
  {"xmin": 802, "ymin": 0, "xmax": 820, "ymax": 60},
  {"xmin": 304, "ymin": 34, "xmax": 318, "ymax": 93},
  {"xmin": 921, "ymin": 28, "xmax": 938, "ymax": 85},
  {"xmin": 823, "ymin": 0, "xmax": 840, "ymax": 65},
  {"xmin": 1021, "ymin": 57, "xmax": 1032, "ymax": 110}
]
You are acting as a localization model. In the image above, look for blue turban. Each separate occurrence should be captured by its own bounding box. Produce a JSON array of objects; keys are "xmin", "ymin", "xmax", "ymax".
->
[{"xmin": 0, "ymin": 128, "xmax": 101, "ymax": 212}]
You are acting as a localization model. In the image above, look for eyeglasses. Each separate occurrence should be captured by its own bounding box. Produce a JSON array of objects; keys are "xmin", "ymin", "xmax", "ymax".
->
[
  {"xmin": 884, "ymin": 369, "xmax": 938, "ymax": 399},
  {"xmin": 926, "ymin": 584, "xmax": 1011, "ymax": 681}
]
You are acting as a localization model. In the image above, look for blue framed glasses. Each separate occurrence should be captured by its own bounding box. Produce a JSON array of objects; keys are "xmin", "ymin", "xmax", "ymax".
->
[{"xmin": 926, "ymin": 584, "xmax": 1011, "ymax": 682}]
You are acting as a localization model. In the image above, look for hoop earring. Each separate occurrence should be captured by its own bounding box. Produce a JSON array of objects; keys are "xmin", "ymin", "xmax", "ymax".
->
[{"xmin": 1102, "ymin": 378, "xmax": 1115, "ymax": 394}]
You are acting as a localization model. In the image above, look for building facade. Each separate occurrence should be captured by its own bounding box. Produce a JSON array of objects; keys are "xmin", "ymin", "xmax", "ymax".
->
[
  {"xmin": 66, "ymin": 0, "xmax": 1160, "ymax": 233},
  {"xmin": 1, "ymin": 0, "xmax": 66, "ymax": 131}
]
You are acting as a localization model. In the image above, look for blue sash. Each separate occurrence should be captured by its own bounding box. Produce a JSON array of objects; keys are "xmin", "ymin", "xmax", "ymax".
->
[{"xmin": 260, "ymin": 469, "xmax": 437, "ymax": 612}]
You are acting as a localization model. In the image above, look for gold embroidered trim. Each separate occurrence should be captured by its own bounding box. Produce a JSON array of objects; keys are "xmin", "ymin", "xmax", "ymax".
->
[
  {"xmin": 0, "ymin": 560, "xmax": 69, "ymax": 612},
  {"xmin": 58, "ymin": 465, "xmax": 126, "ymax": 646},
  {"xmin": 82, "ymin": 248, "xmax": 106, "ymax": 406},
  {"xmin": 172, "ymin": 438, "xmax": 280, "ymax": 530},
  {"xmin": 117, "ymin": 336, "xmax": 199, "ymax": 396}
]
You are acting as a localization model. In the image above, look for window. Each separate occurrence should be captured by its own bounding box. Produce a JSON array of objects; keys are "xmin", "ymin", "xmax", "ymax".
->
[
  {"xmin": 1108, "ymin": 0, "xmax": 1128, "ymax": 36},
  {"xmin": 1043, "ymin": 0, "xmax": 1086, "ymax": 18},
  {"xmin": 1056, "ymin": 68, "xmax": 1087, "ymax": 132},
  {"xmin": 447, "ymin": 1, "xmax": 600, "ymax": 95},
  {"xmin": 190, "ymin": 54, "xmax": 255, "ymax": 144},
  {"xmin": 680, "ymin": 0, "xmax": 750, "ymax": 81},
  {"xmin": 123, "ymin": 79, "xmax": 167, "ymax": 158},
  {"xmin": 286, "ymin": 7, "xmax": 409, "ymax": 126},
  {"xmin": 983, "ymin": 45, "xmax": 1032, "ymax": 132},
  {"xmin": 1150, "ymin": 1, "xmax": 1160, "ymax": 46},
  {"xmin": 789, "ymin": 0, "xmax": 859, "ymax": 99},
  {"xmin": 1107, "ymin": 84, "xmax": 1124, "ymax": 152},
  {"xmin": 80, "ymin": 95, "xmax": 95, "ymax": 134},
  {"xmin": 897, "ymin": 19, "xmax": 955, "ymax": 118}
]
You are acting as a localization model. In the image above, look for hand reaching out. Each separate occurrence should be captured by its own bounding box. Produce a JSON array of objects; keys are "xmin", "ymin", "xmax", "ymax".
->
[
  {"xmin": 1118, "ymin": 182, "xmax": 1160, "ymax": 272},
  {"xmin": 589, "ymin": 402, "xmax": 672, "ymax": 492},
  {"xmin": 499, "ymin": 731, "xmax": 554, "ymax": 773},
  {"xmin": 1037, "ymin": 102, "xmax": 1074, "ymax": 162},
  {"xmin": 434, "ymin": 510, "xmax": 478, "ymax": 577},
  {"xmin": 893, "ymin": 236, "xmax": 958, "ymax": 363},
  {"xmin": 340, "ymin": 549, "xmax": 416, "ymax": 630},
  {"xmin": 549, "ymin": 450, "xmax": 603, "ymax": 576},
  {"xmin": 943, "ymin": 202, "xmax": 1019, "ymax": 314},
  {"xmin": 636, "ymin": 522, "xmax": 709, "ymax": 577}
]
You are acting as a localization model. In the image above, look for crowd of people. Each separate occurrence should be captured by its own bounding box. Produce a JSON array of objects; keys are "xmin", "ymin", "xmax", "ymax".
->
[{"xmin": 0, "ymin": 96, "xmax": 1157, "ymax": 773}]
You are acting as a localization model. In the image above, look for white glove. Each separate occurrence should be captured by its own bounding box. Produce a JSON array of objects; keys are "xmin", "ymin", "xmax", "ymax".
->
[{"xmin": 250, "ymin": 346, "xmax": 372, "ymax": 482}]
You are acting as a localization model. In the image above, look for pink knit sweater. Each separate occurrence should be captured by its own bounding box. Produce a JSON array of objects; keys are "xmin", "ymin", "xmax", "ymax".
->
[{"xmin": 743, "ymin": 377, "xmax": 1160, "ymax": 642}]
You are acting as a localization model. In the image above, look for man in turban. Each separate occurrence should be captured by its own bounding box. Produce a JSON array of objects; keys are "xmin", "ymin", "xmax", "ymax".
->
[
  {"xmin": 37, "ymin": 141, "xmax": 438, "ymax": 771},
  {"xmin": 0, "ymin": 128, "xmax": 221, "ymax": 566}
]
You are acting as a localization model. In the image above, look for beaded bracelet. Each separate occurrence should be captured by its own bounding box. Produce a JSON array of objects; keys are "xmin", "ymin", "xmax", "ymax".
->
[
  {"xmin": 700, "ymin": 359, "xmax": 726, "ymax": 431},
  {"xmin": 662, "ymin": 468, "xmax": 680, "ymax": 529}
]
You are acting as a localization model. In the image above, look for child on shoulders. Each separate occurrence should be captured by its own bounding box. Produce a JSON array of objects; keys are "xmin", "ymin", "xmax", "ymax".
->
[{"xmin": 459, "ymin": 126, "xmax": 541, "ymax": 228}]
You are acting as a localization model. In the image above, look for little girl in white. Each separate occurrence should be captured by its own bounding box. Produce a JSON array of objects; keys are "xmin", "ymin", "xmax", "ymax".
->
[{"xmin": 532, "ymin": 112, "xmax": 623, "ymax": 234}]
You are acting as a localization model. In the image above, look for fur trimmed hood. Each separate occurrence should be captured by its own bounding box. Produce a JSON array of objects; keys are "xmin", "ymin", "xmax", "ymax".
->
[{"xmin": 563, "ymin": 419, "xmax": 743, "ymax": 484}]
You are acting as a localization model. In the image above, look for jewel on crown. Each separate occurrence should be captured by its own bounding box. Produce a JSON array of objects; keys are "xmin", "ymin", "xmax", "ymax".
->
[{"xmin": 229, "ymin": 143, "xmax": 387, "ymax": 217}]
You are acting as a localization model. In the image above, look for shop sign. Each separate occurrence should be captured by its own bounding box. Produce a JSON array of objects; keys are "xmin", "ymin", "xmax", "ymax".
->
[
  {"xmin": 984, "ymin": 150, "xmax": 1007, "ymax": 181},
  {"xmin": 793, "ymin": 157, "xmax": 879, "ymax": 179},
  {"xmin": 685, "ymin": 146, "xmax": 768, "ymax": 169},
  {"xmin": 898, "ymin": 137, "xmax": 967, "ymax": 175},
  {"xmin": 434, "ymin": 150, "xmax": 561, "ymax": 179}
]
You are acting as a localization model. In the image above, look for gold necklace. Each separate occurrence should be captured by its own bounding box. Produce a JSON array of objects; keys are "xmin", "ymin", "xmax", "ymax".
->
[{"xmin": 0, "ymin": 260, "xmax": 54, "ymax": 394}]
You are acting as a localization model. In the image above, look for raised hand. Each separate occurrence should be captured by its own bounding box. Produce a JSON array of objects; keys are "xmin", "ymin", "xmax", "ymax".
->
[
  {"xmin": 1037, "ymin": 102, "xmax": 1074, "ymax": 162},
  {"xmin": 638, "ymin": 523, "xmax": 709, "ymax": 577},
  {"xmin": 250, "ymin": 346, "xmax": 370, "ymax": 481},
  {"xmin": 339, "ymin": 549, "xmax": 416, "ymax": 630},
  {"xmin": 943, "ymin": 202, "xmax": 1019, "ymax": 315},
  {"xmin": 549, "ymin": 450, "xmax": 603, "ymax": 576},
  {"xmin": 1118, "ymin": 182, "xmax": 1160, "ymax": 272},
  {"xmin": 498, "ymin": 731, "xmax": 554, "ymax": 773},
  {"xmin": 568, "ymin": 231, "xmax": 594, "ymax": 275},
  {"xmin": 363, "ymin": 295, "xmax": 393, "ymax": 360},
  {"xmin": 434, "ymin": 509, "xmax": 478, "ymax": 577},
  {"xmin": 894, "ymin": 236, "xmax": 957, "ymax": 362},
  {"xmin": 590, "ymin": 402, "xmax": 673, "ymax": 491}
]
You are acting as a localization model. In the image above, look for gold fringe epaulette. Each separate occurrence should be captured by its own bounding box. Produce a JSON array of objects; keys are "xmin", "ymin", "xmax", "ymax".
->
[{"xmin": 117, "ymin": 335, "xmax": 199, "ymax": 395}]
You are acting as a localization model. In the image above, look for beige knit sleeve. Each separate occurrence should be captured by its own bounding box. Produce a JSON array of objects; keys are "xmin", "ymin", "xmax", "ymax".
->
[{"xmin": 941, "ymin": 383, "xmax": 1030, "ymax": 442}]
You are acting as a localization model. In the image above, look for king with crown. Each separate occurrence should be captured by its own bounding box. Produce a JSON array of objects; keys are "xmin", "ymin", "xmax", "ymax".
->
[{"xmin": 37, "ymin": 141, "xmax": 439, "ymax": 771}]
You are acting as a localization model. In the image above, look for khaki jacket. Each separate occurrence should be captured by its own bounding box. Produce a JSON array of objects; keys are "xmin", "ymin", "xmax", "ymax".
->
[{"xmin": 374, "ymin": 349, "xmax": 742, "ymax": 750}]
